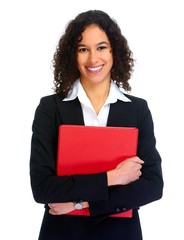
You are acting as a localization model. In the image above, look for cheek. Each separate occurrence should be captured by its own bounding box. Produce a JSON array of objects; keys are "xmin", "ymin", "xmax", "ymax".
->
[
  {"xmin": 77, "ymin": 55, "xmax": 86, "ymax": 69},
  {"xmin": 108, "ymin": 56, "xmax": 113, "ymax": 68},
  {"xmin": 76, "ymin": 57, "xmax": 82, "ymax": 72},
  {"xmin": 76, "ymin": 61, "xmax": 85, "ymax": 75}
]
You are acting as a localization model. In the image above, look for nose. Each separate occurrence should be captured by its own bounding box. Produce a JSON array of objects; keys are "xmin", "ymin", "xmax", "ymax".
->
[{"xmin": 88, "ymin": 50, "xmax": 98, "ymax": 64}]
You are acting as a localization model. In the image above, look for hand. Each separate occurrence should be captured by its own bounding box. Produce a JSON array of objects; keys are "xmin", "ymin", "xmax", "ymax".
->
[
  {"xmin": 48, "ymin": 202, "xmax": 74, "ymax": 215},
  {"xmin": 48, "ymin": 202, "xmax": 89, "ymax": 215},
  {"xmin": 107, "ymin": 156, "xmax": 144, "ymax": 186}
]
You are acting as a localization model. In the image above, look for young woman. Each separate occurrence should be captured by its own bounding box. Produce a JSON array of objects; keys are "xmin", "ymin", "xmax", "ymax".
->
[{"xmin": 30, "ymin": 10, "xmax": 163, "ymax": 240}]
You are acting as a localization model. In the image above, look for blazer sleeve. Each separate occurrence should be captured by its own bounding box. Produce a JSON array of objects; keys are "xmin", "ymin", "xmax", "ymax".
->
[
  {"xmin": 30, "ymin": 96, "xmax": 108, "ymax": 204},
  {"xmin": 89, "ymin": 99, "xmax": 163, "ymax": 216}
]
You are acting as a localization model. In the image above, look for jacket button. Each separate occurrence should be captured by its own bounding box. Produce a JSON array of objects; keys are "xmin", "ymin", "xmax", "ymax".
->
[{"xmin": 115, "ymin": 208, "xmax": 121, "ymax": 213}]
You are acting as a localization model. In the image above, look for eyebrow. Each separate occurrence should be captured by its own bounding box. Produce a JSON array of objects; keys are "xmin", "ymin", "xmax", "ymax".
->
[{"xmin": 78, "ymin": 41, "xmax": 110, "ymax": 47}]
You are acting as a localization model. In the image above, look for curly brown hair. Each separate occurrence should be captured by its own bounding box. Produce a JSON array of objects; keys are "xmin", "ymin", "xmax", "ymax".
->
[{"xmin": 53, "ymin": 10, "xmax": 134, "ymax": 98}]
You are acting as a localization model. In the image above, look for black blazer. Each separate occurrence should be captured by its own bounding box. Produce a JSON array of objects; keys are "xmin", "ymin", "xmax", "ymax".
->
[{"xmin": 30, "ymin": 94, "xmax": 163, "ymax": 240}]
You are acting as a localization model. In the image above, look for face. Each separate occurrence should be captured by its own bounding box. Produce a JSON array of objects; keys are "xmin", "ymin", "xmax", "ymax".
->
[{"xmin": 77, "ymin": 24, "xmax": 113, "ymax": 86}]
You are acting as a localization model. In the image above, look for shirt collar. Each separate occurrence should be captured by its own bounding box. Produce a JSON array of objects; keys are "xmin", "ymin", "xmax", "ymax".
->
[{"xmin": 63, "ymin": 79, "xmax": 131, "ymax": 103}]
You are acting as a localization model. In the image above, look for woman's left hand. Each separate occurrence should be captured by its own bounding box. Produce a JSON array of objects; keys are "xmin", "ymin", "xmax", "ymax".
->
[
  {"xmin": 48, "ymin": 202, "xmax": 89, "ymax": 215},
  {"xmin": 48, "ymin": 202, "xmax": 74, "ymax": 215}
]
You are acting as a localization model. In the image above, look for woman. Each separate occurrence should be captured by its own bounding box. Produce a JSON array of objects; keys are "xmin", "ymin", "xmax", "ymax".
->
[{"xmin": 30, "ymin": 10, "xmax": 163, "ymax": 240}]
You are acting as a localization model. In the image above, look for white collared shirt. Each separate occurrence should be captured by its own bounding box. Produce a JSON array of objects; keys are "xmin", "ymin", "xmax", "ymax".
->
[{"xmin": 63, "ymin": 79, "xmax": 131, "ymax": 126}]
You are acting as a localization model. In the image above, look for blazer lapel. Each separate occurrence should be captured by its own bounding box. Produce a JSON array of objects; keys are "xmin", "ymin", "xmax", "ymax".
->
[
  {"xmin": 56, "ymin": 97, "xmax": 84, "ymax": 125},
  {"xmin": 56, "ymin": 97, "xmax": 134, "ymax": 127},
  {"xmin": 107, "ymin": 100, "xmax": 133, "ymax": 127}
]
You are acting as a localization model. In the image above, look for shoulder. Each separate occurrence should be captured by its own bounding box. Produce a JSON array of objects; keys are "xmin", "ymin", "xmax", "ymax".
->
[
  {"xmin": 34, "ymin": 94, "xmax": 63, "ymax": 117},
  {"xmin": 39, "ymin": 94, "xmax": 63, "ymax": 104},
  {"xmin": 32, "ymin": 94, "xmax": 64, "ymax": 128},
  {"xmin": 123, "ymin": 93, "xmax": 149, "ymax": 110},
  {"xmin": 123, "ymin": 93, "xmax": 152, "ymax": 122},
  {"xmin": 124, "ymin": 93, "xmax": 147, "ymax": 104},
  {"xmin": 38, "ymin": 94, "xmax": 64, "ymax": 109}
]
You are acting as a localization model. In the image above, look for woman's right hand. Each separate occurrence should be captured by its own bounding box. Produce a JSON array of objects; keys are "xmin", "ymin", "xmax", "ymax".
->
[{"xmin": 107, "ymin": 156, "xmax": 144, "ymax": 186}]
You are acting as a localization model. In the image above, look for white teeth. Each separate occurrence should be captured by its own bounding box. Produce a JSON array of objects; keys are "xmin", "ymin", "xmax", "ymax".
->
[{"xmin": 87, "ymin": 65, "xmax": 102, "ymax": 71}]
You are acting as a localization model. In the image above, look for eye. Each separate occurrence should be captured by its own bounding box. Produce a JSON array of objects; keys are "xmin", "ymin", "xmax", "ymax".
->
[
  {"xmin": 78, "ymin": 47, "xmax": 88, "ymax": 53},
  {"xmin": 97, "ymin": 46, "xmax": 108, "ymax": 51}
]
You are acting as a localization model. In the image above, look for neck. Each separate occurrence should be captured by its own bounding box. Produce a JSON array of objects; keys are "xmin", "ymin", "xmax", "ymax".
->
[{"xmin": 80, "ymin": 80, "xmax": 110, "ymax": 115}]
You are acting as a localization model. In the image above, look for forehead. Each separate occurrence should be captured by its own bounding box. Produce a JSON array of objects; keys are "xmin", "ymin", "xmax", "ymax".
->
[{"xmin": 79, "ymin": 24, "xmax": 109, "ymax": 44}]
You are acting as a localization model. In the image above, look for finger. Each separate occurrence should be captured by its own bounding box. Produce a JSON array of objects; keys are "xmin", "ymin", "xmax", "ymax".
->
[
  {"xmin": 49, "ymin": 209, "xmax": 55, "ymax": 215},
  {"xmin": 132, "ymin": 157, "xmax": 144, "ymax": 164},
  {"xmin": 49, "ymin": 209, "xmax": 59, "ymax": 215},
  {"xmin": 48, "ymin": 203, "xmax": 58, "ymax": 208}
]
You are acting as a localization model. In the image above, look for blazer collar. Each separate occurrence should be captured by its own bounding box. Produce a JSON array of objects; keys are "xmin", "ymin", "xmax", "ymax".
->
[
  {"xmin": 107, "ymin": 100, "xmax": 133, "ymax": 127},
  {"xmin": 56, "ymin": 97, "xmax": 132, "ymax": 127},
  {"xmin": 56, "ymin": 97, "xmax": 84, "ymax": 125}
]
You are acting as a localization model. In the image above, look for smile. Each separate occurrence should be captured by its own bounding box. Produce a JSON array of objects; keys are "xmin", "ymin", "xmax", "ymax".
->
[{"xmin": 86, "ymin": 65, "xmax": 103, "ymax": 72}]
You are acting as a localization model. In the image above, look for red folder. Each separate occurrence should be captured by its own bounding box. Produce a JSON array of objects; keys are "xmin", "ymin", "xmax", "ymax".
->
[{"xmin": 57, "ymin": 125, "xmax": 138, "ymax": 218}]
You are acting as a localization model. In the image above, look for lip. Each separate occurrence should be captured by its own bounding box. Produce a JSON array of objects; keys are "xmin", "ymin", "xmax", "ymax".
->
[{"xmin": 86, "ymin": 64, "xmax": 104, "ymax": 73}]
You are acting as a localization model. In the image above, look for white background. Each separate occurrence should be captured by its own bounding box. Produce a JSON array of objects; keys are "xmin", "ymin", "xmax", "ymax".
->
[{"xmin": 0, "ymin": 0, "xmax": 183, "ymax": 239}]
